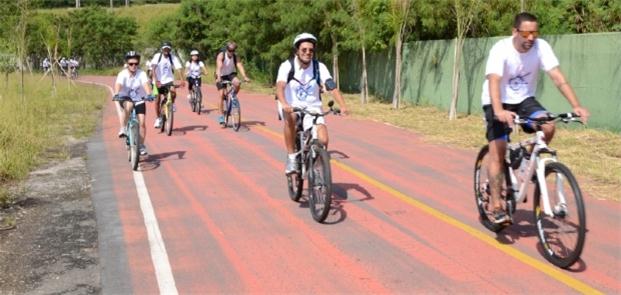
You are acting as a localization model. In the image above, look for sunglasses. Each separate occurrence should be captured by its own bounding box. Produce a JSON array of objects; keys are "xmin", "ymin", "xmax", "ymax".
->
[
  {"xmin": 300, "ymin": 48, "xmax": 314, "ymax": 53},
  {"xmin": 127, "ymin": 62, "xmax": 139, "ymax": 66},
  {"xmin": 517, "ymin": 30, "xmax": 539, "ymax": 38}
]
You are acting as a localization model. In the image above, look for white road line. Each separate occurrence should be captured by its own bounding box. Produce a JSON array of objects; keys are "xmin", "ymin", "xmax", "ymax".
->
[{"xmin": 83, "ymin": 80, "xmax": 178, "ymax": 294}]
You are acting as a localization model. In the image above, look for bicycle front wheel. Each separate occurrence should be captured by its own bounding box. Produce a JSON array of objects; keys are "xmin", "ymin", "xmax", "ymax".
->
[
  {"xmin": 129, "ymin": 122, "xmax": 140, "ymax": 171},
  {"xmin": 308, "ymin": 144, "xmax": 332, "ymax": 223},
  {"xmin": 231, "ymin": 98, "xmax": 241, "ymax": 131},
  {"xmin": 165, "ymin": 103, "xmax": 174, "ymax": 136},
  {"xmin": 196, "ymin": 90, "xmax": 202, "ymax": 115},
  {"xmin": 533, "ymin": 162, "xmax": 586, "ymax": 269},
  {"xmin": 473, "ymin": 145, "xmax": 513, "ymax": 233}
]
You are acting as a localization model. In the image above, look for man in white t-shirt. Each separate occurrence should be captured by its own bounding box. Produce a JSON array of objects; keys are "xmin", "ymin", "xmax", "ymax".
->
[
  {"xmin": 150, "ymin": 41, "xmax": 185, "ymax": 129},
  {"xmin": 481, "ymin": 12, "xmax": 590, "ymax": 224},
  {"xmin": 275, "ymin": 33, "xmax": 349, "ymax": 174},
  {"xmin": 113, "ymin": 51, "xmax": 155, "ymax": 155}
]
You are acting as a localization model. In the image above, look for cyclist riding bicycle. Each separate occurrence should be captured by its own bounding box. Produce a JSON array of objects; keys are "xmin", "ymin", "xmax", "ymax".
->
[
  {"xmin": 215, "ymin": 41, "xmax": 250, "ymax": 125},
  {"xmin": 275, "ymin": 32, "xmax": 349, "ymax": 175},
  {"xmin": 150, "ymin": 41, "xmax": 185, "ymax": 129},
  {"xmin": 185, "ymin": 50, "xmax": 208, "ymax": 102},
  {"xmin": 114, "ymin": 51, "xmax": 155, "ymax": 155},
  {"xmin": 481, "ymin": 12, "xmax": 590, "ymax": 224}
]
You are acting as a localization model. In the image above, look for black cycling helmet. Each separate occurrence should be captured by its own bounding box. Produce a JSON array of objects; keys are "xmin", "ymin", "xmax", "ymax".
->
[
  {"xmin": 124, "ymin": 51, "xmax": 140, "ymax": 61},
  {"xmin": 161, "ymin": 41, "xmax": 172, "ymax": 50},
  {"xmin": 293, "ymin": 33, "xmax": 317, "ymax": 49}
]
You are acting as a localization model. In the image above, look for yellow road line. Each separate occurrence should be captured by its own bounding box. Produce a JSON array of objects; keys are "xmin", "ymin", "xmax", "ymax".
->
[{"xmin": 254, "ymin": 125, "xmax": 602, "ymax": 294}]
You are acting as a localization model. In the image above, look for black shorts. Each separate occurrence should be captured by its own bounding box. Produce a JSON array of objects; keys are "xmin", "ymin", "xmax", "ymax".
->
[
  {"xmin": 216, "ymin": 73, "xmax": 237, "ymax": 90},
  {"xmin": 187, "ymin": 76, "xmax": 201, "ymax": 91},
  {"xmin": 118, "ymin": 99, "xmax": 146, "ymax": 115},
  {"xmin": 157, "ymin": 81, "xmax": 174, "ymax": 95},
  {"xmin": 483, "ymin": 97, "xmax": 547, "ymax": 141}
]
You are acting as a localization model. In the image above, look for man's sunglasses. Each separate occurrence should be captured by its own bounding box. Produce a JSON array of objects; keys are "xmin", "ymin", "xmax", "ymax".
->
[
  {"xmin": 127, "ymin": 62, "xmax": 139, "ymax": 66},
  {"xmin": 517, "ymin": 30, "xmax": 539, "ymax": 38},
  {"xmin": 300, "ymin": 48, "xmax": 314, "ymax": 53}
]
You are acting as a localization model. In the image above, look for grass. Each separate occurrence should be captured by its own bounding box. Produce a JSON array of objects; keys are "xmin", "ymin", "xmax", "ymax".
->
[
  {"xmin": 0, "ymin": 73, "xmax": 107, "ymax": 205},
  {"xmin": 341, "ymin": 94, "xmax": 621, "ymax": 201}
]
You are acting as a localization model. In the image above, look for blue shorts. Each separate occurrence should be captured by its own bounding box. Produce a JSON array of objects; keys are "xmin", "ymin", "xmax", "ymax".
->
[{"xmin": 483, "ymin": 97, "xmax": 547, "ymax": 142}]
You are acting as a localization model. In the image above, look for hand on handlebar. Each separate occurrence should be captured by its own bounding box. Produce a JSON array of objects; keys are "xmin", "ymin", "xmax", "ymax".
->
[
  {"xmin": 495, "ymin": 110, "xmax": 516, "ymax": 127},
  {"xmin": 282, "ymin": 103, "xmax": 294, "ymax": 113},
  {"xmin": 243, "ymin": 77, "xmax": 251, "ymax": 83},
  {"xmin": 572, "ymin": 106, "xmax": 590, "ymax": 124}
]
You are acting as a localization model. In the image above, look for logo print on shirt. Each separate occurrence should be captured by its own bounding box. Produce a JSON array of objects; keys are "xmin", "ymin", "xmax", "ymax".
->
[
  {"xmin": 508, "ymin": 72, "xmax": 531, "ymax": 91},
  {"xmin": 295, "ymin": 84, "xmax": 313, "ymax": 101}
]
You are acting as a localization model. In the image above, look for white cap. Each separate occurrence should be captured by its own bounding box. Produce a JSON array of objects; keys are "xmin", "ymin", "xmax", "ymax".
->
[
  {"xmin": 293, "ymin": 33, "xmax": 317, "ymax": 48},
  {"xmin": 190, "ymin": 50, "xmax": 199, "ymax": 56}
]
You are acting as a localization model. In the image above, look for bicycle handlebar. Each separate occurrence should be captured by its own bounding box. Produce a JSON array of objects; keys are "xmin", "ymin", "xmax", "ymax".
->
[
  {"xmin": 513, "ymin": 112, "xmax": 582, "ymax": 125},
  {"xmin": 292, "ymin": 106, "xmax": 340, "ymax": 117}
]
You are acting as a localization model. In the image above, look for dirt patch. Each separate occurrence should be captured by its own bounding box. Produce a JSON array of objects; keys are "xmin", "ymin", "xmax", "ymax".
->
[{"xmin": 0, "ymin": 139, "xmax": 100, "ymax": 294}]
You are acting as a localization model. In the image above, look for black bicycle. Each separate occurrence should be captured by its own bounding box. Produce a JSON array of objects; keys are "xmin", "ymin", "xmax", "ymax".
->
[
  {"xmin": 287, "ymin": 101, "xmax": 340, "ymax": 223},
  {"xmin": 189, "ymin": 77, "xmax": 202, "ymax": 115}
]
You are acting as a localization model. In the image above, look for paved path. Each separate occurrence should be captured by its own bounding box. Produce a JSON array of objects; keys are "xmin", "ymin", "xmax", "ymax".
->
[{"xmin": 83, "ymin": 75, "xmax": 620, "ymax": 294}]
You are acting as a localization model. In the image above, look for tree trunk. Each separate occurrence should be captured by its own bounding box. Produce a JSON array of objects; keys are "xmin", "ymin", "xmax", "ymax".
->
[
  {"xmin": 126, "ymin": 0, "xmax": 129, "ymax": 7},
  {"xmin": 448, "ymin": 37, "xmax": 464, "ymax": 120},
  {"xmin": 392, "ymin": 23, "xmax": 404, "ymax": 110},
  {"xmin": 110, "ymin": 0, "xmax": 113, "ymax": 8},
  {"xmin": 331, "ymin": 33, "xmax": 339, "ymax": 90},
  {"xmin": 360, "ymin": 44, "xmax": 368, "ymax": 104},
  {"xmin": 75, "ymin": 0, "xmax": 80, "ymax": 8}
]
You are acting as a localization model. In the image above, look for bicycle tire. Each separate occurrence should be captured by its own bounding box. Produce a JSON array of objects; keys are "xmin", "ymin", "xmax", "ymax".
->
[
  {"xmin": 308, "ymin": 143, "xmax": 332, "ymax": 223},
  {"xmin": 165, "ymin": 102, "xmax": 174, "ymax": 136},
  {"xmin": 159, "ymin": 99, "xmax": 166, "ymax": 134},
  {"xmin": 190, "ymin": 90, "xmax": 196, "ymax": 113},
  {"xmin": 196, "ymin": 90, "xmax": 202, "ymax": 115},
  {"xmin": 287, "ymin": 135, "xmax": 303, "ymax": 202},
  {"xmin": 473, "ymin": 145, "xmax": 513, "ymax": 233},
  {"xmin": 129, "ymin": 122, "xmax": 140, "ymax": 171},
  {"xmin": 533, "ymin": 162, "xmax": 586, "ymax": 269},
  {"xmin": 223, "ymin": 96, "xmax": 231, "ymax": 128},
  {"xmin": 231, "ymin": 98, "xmax": 241, "ymax": 131}
]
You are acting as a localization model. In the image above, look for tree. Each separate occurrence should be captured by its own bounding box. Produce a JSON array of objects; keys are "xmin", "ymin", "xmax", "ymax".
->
[
  {"xmin": 389, "ymin": 0, "xmax": 413, "ymax": 110},
  {"xmin": 448, "ymin": 0, "xmax": 481, "ymax": 120}
]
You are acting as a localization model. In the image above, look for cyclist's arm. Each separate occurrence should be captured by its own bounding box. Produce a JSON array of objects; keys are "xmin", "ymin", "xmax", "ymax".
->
[
  {"xmin": 547, "ymin": 67, "xmax": 590, "ymax": 122},
  {"xmin": 327, "ymin": 87, "xmax": 348, "ymax": 115},
  {"xmin": 215, "ymin": 52, "xmax": 224, "ymax": 81},
  {"xmin": 276, "ymin": 81, "xmax": 290, "ymax": 112},
  {"xmin": 174, "ymin": 57, "xmax": 185, "ymax": 84},
  {"xmin": 113, "ymin": 82, "xmax": 121, "ymax": 96},
  {"xmin": 142, "ymin": 81, "xmax": 153, "ymax": 96},
  {"xmin": 488, "ymin": 73, "xmax": 514, "ymax": 125},
  {"xmin": 236, "ymin": 60, "xmax": 250, "ymax": 81},
  {"xmin": 200, "ymin": 62, "xmax": 209, "ymax": 77}
]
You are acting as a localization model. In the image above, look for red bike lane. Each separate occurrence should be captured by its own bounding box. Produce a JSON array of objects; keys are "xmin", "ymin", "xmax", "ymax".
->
[{"xmin": 82, "ymin": 75, "xmax": 620, "ymax": 294}]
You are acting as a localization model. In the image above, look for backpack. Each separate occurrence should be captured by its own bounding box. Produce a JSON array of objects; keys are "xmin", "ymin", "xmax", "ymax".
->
[
  {"xmin": 218, "ymin": 47, "xmax": 237, "ymax": 65},
  {"xmin": 156, "ymin": 52, "xmax": 176, "ymax": 74}
]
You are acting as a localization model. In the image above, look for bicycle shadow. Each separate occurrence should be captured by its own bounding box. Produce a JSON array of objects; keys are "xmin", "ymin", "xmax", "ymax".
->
[
  {"xmin": 237, "ymin": 120, "xmax": 266, "ymax": 132},
  {"xmin": 323, "ymin": 182, "xmax": 375, "ymax": 225},
  {"xmin": 198, "ymin": 107, "xmax": 217, "ymax": 114},
  {"xmin": 171, "ymin": 125, "xmax": 208, "ymax": 136},
  {"xmin": 329, "ymin": 150, "xmax": 349, "ymax": 160},
  {"xmin": 140, "ymin": 150, "xmax": 186, "ymax": 171},
  {"xmin": 494, "ymin": 209, "xmax": 538, "ymax": 244}
]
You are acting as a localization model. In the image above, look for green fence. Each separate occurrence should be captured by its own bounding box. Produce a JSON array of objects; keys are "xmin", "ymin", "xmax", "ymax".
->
[{"xmin": 340, "ymin": 32, "xmax": 621, "ymax": 132}]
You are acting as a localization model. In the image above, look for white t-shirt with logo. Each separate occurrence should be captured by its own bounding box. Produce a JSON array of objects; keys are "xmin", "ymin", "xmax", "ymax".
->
[
  {"xmin": 150, "ymin": 52, "xmax": 183, "ymax": 84},
  {"xmin": 481, "ymin": 37, "xmax": 559, "ymax": 106},
  {"xmin": 115, "ymin": 69, "xmax": 149, "ymax": 102},
  {"xmin": 185, "ymin": 61, "xmax": 205, "ymax": 78},
  {"xmin": 276, "ymin": 57, "xmax": 332, "ymax": 109}
]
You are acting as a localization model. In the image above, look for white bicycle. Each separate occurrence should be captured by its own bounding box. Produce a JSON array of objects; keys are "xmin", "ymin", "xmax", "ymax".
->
[{"xmin": 474, "ymin": 112, "xmax": 586, "ymax": 268}]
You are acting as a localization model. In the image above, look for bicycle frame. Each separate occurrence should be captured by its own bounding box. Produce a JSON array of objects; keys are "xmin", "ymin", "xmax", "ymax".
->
[{"xmin": 507, "ymin": 121, "xmax": 568, "ymax": 217}]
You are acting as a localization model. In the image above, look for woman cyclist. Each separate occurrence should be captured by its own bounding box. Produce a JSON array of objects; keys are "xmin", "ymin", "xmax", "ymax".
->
[
  {"xmin": 113, "ymin": 51, "xmax": 155, "ymax": 156},
  {"xmin": 185, "ymin": 50, "xmax": 208, "ymax": 104}
]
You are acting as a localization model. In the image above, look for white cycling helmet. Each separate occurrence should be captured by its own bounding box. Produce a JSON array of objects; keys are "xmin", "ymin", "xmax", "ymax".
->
[
  {"xmin": 190, "ymin": 50, "xmax": 199, "ymax": 56},
  {"xmin": 293, "ymin": 33, "xmax": 317, "ymax": 49}
]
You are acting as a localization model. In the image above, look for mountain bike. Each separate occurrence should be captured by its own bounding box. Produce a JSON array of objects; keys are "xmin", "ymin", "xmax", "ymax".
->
[
  {"xmin": 220, "ymin": 81, "xmax": 241, "ymax": 131},
  {"xmin": 474, "ymin": 112, "xmax": 586, "ymax": 268},
  {"xmin": 113, "ymin": 95, "xmax": 149, "ymax": 171},
  {"xmin": 189, "ymin": 77, "xmax": 202, "ymax": 115},
  {"xmin": 287, "ymin": 101, "xmax": 340, "ymax": 223},
  {"xmin": 159, "ymin": 84, "xmax": 179, "ymax": 136}
]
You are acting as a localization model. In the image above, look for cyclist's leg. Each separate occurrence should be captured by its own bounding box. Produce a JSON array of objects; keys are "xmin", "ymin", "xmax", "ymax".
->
[
  {"xmin": 136, "ymin": 103, "xmax": 147, "ymax": 145},
  {"xmin": 121, "ymin": 100, "xmax": 133, "ymax": 127},
  {"xmin": 116, "ymin": 100, "xmax": 126, "ymax": 134},
  {"xmin": 518, "ymin": 97, "xmax": 554, "ymax": 143},
  {"xmin": 232, "ymin": 76, "xmax": 241, "ymax": 95},
  {"xmin": 484, "ymin": 105, "xmax": 511, "ymax": 214},
  {"xmin": 284, "ymin": 112, "xmax": 297, "ymax": 153}
]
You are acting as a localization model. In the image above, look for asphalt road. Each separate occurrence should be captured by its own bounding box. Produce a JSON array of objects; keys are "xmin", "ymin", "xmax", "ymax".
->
[{"xmin": 83, "ymin": 75, "xmax": 620, "ymax": 294}]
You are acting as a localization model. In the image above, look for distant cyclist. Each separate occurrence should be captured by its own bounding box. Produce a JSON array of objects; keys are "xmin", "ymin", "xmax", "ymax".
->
[
  {"xmin": 481, "ymin": 12, "xmax": 590, "ymax": 224},
  {"xmin": 275, "ymin": 33, "xmax": 348, "ymax": 174},
  {"xmin": 185, "ymin": 50, "xmax": 208, "ymax": 102},
  {"xmin": 113, "ymin": 51, "xmax": 154, "ymax": 155},
  {"xmin": 215, "ymin": 41, "xmax": 250, "ymax": 125},
  {"xmin": 150, "ymin": 41, "xmax": 185, "ymax": 129}
]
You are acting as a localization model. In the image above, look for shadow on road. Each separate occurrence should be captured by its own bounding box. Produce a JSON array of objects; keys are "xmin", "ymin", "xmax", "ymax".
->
[
  {"xmin": 139, "ymin": 150, "xmax": 186, "ymax": 171},
  {"xmin": 169, "ymin": 125, "xmax": 208, "ymax": 136}
]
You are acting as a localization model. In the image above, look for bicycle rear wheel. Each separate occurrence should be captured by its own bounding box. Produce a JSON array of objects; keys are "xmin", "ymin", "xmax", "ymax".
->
[
  {"xmin": 473, "ymin": 145, "xmax": 514, "ymax": 233},
  {"xmin": 129, "ymin": 122, "xmax": 140, "ymax": 171},
  {"xmin": 231, "ymin": 98, "xmax": 241, "ymax": 131},
  {"xmin": 308, "ymin": 143, "xmax": 332, "ymax": 223},
  {"xmin": 533, "ymin": 162, "xmax": 586, "ymax": 269},
  {"xmin": 165, "ymin": 102, "xmax": 174, "ymax": 136}
]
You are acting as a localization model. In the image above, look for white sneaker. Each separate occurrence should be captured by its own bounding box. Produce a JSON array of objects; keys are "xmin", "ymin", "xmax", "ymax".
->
[
  {"xmin": 172, "ymin": 103, "xmax": 177, "ymax": 112},
  {"xmin": 285, "ymin": 156, "xmax": 298, "ymax": 175},
  {"xmin": 118, "ymin": 127, "xmax": 126, "ymax": 138},
  {"xmin": 154, "ymin": 117, "xmax": 162, "ymax": 128},
  {"xmin": 139, "ymin": 144, "xmax": 148, "ymax": 156}
]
